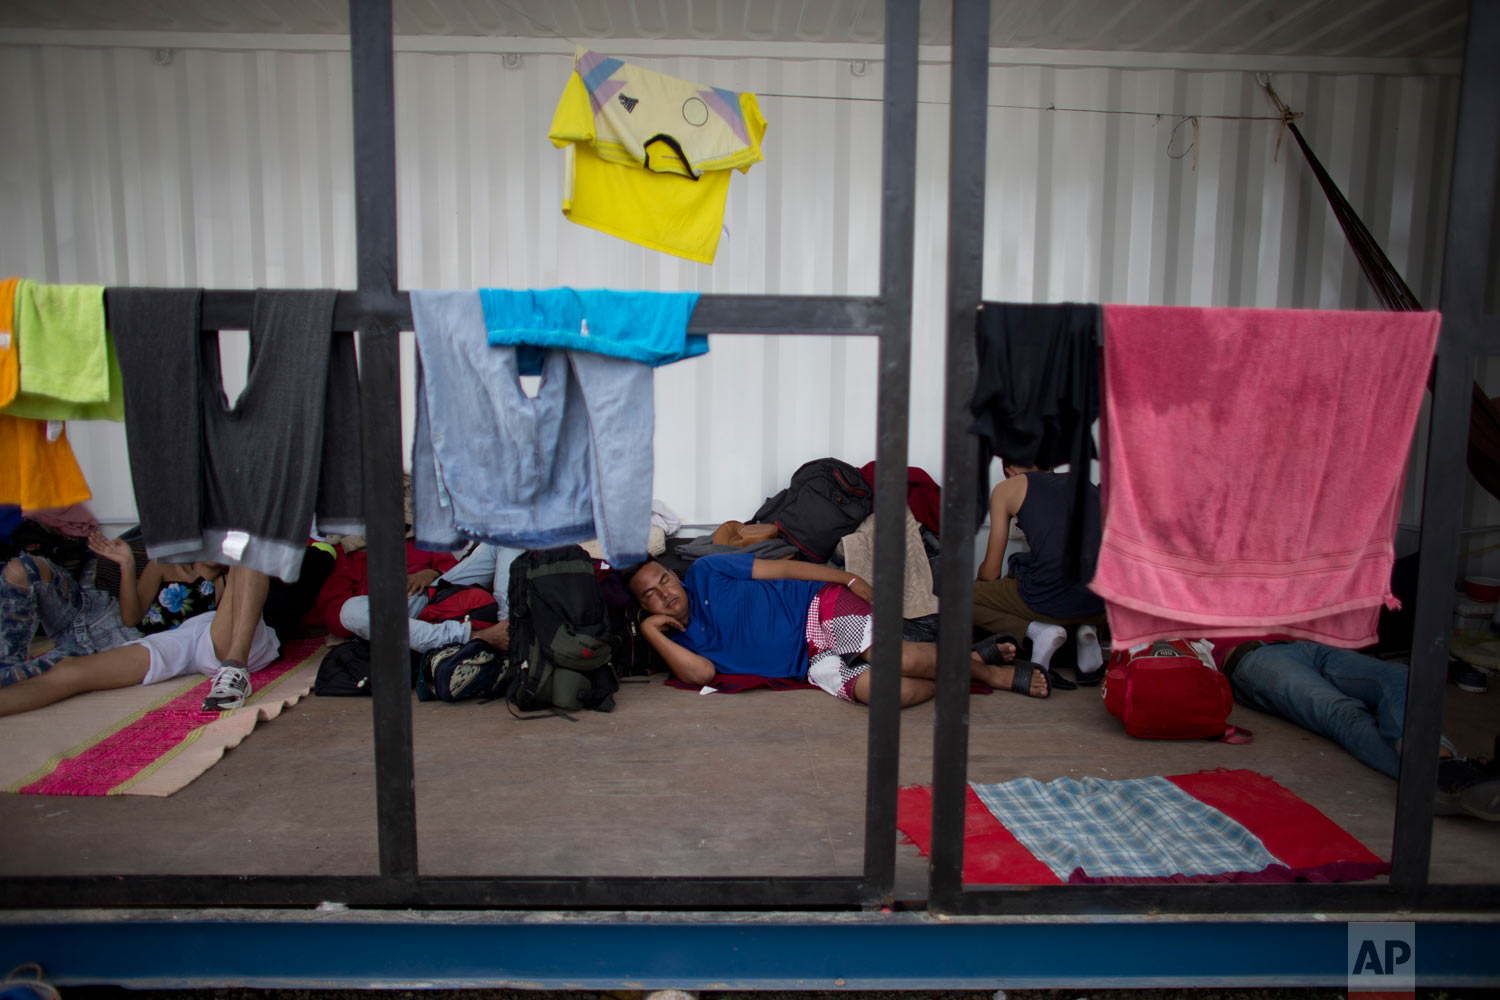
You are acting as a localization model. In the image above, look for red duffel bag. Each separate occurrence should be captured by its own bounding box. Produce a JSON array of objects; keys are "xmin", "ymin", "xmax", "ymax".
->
[{"xmin": 1102, "ymin": 638, "xmax": 1250, "ymax": 743}]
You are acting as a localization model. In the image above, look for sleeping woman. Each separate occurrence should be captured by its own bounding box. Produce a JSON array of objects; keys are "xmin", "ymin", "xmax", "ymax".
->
[{"xmin": 0, "ymin": 531, "xmax": 277, "ymax": 716}]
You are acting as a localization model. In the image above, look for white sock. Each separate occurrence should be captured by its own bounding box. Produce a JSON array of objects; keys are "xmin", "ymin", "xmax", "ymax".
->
[
  {"xmin": 1075, "ymin": 624, "xmax": 1103, "ymax": 674},
  {"xmin": 1025, "ymin": 621, "xmax": 1067, "ymax": 668}
]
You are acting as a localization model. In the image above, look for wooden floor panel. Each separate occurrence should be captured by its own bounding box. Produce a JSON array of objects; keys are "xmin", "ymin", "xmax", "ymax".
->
[{"xmin": 1, "ymin": 668, "xmax": 1496, "ymax": 889}]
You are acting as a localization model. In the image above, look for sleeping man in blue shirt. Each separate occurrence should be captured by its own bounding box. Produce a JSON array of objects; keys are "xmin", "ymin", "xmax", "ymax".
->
[{"xmin": 626, "ymin": 552, "xmax": 1049, "ymax": 706}]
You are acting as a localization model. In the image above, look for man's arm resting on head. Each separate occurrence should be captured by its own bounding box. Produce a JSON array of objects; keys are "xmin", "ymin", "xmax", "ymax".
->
[
  {"xmin": 639, "ymin": 615, "xmax": 717, "ymax": 686},
  {"xmin": 750, "ymin": 558, "xmax": 873, "ymax": 603}
]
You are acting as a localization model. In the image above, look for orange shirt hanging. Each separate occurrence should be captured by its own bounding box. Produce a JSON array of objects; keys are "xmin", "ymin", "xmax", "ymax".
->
[
  {"xmin": 0, "ymin": 278, "xmax": 92, "ymax": 509},
  {"xmin": 0, "ymin": 276, "xmax": 18, "ymax": 406}
]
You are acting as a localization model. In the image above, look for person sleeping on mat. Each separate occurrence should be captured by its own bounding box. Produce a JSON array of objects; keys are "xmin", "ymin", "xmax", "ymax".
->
[
  {"xmin": 625, "ymin": 552, "xmax": 1050, "ymax": 706},
  {"xmin": 0, "ymin": 532, "xmax": 277, "ymax": 716}
]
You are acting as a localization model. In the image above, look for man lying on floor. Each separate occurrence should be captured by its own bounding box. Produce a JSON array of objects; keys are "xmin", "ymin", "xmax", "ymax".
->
[
  {"xmin": 1218, "ymin": 637, "xmax": 1500, "ymax": 821},
  {"xmin": 626, "ymin": 551, "xmax": 1047, "ymax": 705}
]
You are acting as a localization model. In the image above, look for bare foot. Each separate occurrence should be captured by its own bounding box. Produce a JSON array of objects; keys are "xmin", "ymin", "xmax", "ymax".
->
[{"xmin": 471, "ymin": 620, "xmax": 510, "ymax": 651}]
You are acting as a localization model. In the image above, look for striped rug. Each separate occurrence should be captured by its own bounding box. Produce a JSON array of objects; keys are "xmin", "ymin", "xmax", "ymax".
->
[{"xmin": 1, "ymin": 636, "xmax": 327, "ymax": 797}]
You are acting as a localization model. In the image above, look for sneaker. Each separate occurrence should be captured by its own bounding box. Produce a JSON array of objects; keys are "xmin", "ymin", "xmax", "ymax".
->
[
  {"xmin": 202, "ymin": 663, "xmax": 251, "ymax": 711},
  {"xmin": 1448, "ymin": 658, "xmax": 1489, "ymax": 694},
  {"xmin": 1436, "ymin": 755, "xmax": 1500, "ymax": 820}
]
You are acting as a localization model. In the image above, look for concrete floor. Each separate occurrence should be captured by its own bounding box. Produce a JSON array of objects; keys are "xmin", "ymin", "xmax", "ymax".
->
[{"xmin": 1, "ymin": 664, "xmax": 1497, "ymax": 891}]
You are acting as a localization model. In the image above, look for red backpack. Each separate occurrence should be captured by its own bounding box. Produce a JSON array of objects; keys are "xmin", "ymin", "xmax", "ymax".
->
[
  {"xmin": 416, "ymin": 580, "xmax": 500, "ymax": 630},
  {"xmin": 1102, "ymin": 639, "xmax": 1251, "ymax": 743}
]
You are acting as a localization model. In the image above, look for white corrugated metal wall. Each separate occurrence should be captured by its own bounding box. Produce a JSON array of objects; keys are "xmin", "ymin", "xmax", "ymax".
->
[{"xmin": 0, "ymin": 37, "xmax": 1476, "ymax": 553}]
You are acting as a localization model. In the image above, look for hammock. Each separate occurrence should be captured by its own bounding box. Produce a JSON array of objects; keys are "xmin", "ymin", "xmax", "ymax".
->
[{"xmin": 1265, "ymin": 80, "xmax": 1500, "ymax": 503}]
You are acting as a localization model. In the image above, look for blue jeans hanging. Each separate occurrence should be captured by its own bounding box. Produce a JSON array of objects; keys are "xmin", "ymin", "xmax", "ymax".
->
[{"xmin": 411, "ymin": 290, "xmax": 654, "ymax": 566}]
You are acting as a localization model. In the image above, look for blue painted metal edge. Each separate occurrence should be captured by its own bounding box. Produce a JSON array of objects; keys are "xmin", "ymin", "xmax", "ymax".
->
[{"xmin": 2, "ymin": 910, "xmax": 1497, "ymax": 989}]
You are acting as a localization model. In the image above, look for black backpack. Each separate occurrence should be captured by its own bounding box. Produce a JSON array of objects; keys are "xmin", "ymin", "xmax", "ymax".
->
[
  {"xmin": 499, "ymin": 546, "xmax": 619, "ymax": 717},
  {"xmin": 315, "ymin": 640, "xmax": 374, "ymax": 696},
  {"xmin": 315, "ymin": 639, "xmax": 423, "ymax": 697},
  {"xmin": 750, "ymin": 457, "xmax": 874, "ymax": 562},
  {"xmin": 609, "ymin": 604, "xmax": 671, "ymax": 677}
]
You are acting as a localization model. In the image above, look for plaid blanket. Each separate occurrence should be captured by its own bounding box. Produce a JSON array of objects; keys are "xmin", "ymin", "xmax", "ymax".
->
[
  {"xmin": 974, "ymin": 775, "xmax": 1279, "ymax": 880},
  {"xmin": 899, "ymin": 769, "xmax": 1389, "ymax": 884}
]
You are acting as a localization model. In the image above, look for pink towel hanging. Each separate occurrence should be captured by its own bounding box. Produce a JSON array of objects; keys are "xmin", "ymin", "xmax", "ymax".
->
[{"xmin": 1091, "ymin": 305, "xmax": 1441, "ymax": 648}]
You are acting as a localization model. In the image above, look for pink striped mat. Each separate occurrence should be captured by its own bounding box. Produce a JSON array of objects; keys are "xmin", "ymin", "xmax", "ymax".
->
[{"xmin": 5, "ymin": 637, "xmax": 327, "ymax": 797}]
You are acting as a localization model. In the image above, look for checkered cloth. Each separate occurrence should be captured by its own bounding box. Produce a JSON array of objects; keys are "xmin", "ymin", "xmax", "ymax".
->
[
  {"xmin": 804, "ymin": 583, "xmax": 874, "ymax": 700},
  {"xmin": 972, "ymin": 775, "xmax": 1280, "ymax": 881}
]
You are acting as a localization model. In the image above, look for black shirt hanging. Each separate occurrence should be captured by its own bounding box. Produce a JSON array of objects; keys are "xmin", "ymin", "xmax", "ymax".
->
[{"xmin": 969, "ymin": 302, "xmax": 1101, "ymax": 583}]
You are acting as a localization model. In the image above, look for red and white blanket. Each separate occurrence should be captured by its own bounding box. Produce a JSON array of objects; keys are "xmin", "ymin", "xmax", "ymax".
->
[{"xmin": 898, "ymin": 768, "xmax": 1388, "ymax": 884}]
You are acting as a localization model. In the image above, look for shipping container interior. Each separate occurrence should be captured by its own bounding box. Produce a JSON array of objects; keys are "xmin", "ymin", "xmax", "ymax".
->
[{"xmin": 1, "ymin": 0, "xmax": 1499, "ymax": 918}]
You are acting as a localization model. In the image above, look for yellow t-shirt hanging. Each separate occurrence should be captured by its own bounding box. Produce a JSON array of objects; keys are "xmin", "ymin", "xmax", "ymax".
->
[{"xmin": 549, "ymin": 48, "xmax": 768, "ymax": 264}]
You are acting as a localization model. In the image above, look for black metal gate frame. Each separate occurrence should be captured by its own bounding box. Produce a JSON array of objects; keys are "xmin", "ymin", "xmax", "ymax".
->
[
  {"xmin": 927, "ymin": 0, "xmax": 1500, "ymax": 916},
  {"xmin": 4, "ymin": 0, "xmax": 916, "ymax": 912},
  {"xmin": 5, "ymin": 0, "xmax": 1498, "ymax": 915}
]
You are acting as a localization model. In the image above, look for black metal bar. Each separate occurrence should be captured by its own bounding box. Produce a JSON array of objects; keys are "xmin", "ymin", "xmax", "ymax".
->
[
  {"xmin": 0, "ymin": 876, "xmax": 864, "ymax": 910},
  {"xmin": 1435, "ymin": 1, "xmax": 1500, "ymax": 322},
  {"xmin": 860, "ymin": 0, "xmax": 920, "ymax": 908},
  {"xmin": 350, "ymin": 0, "xmax": 419, "ymax": 883},
  {"xmin": 353, "ymin": 0, "xmax": 398, "ymax": 296},
  {"xmin": 198, "ymin": 291, "xmax": 887, "ymax": 336},
  {"xmin": 5, "ymin": 876, "xmax": 1498, "ymax": 914},
  {"xmin": 688, "ymin": 294, "xmax": 885, "ymax": 335},
  {"xmin": 928, "ymin": 0, "xmax": 992, "ymax": 914},
  {"xmin": 1391, "ymin": 0, "xmax": 1500, "ymax": 890}
]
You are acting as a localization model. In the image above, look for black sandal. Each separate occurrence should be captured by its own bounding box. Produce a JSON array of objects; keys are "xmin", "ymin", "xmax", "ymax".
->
[
  {"xmin": 1008, "ymin": 659, "xmax": 1050, "ymax": 698},
  {"xmin": 1046, "ymin": 667, "xmax": 1077, "ymax": 691},
  {"xmin": 972, "ymin": 633, "xmax": 1019, "ymax": 666}
]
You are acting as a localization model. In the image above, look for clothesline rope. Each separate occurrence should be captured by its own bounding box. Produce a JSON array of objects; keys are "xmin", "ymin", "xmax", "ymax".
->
[
  {"xmin": 491, "ymin": 0, "xmax": 1292, "ymax": 133},
  {"xmin": 491, "ymin": 0, "xmax": 579, "ymax": 47},
  {"xmin": 756, "ymin": 92, "xmax": 1290, "ymax": 169},
  {"xmin": 759, "ymin": 91, "xmax": 1291, "ymax": 124},
  {"xmin": 1256, "ymin": 73, "xmax": 1307, "ymax": 162}
]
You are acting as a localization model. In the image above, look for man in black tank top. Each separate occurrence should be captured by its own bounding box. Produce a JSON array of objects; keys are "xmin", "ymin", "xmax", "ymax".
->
[{"xmin": 974, "ymin": 464, "xmax": 1108, "ymax": 683}]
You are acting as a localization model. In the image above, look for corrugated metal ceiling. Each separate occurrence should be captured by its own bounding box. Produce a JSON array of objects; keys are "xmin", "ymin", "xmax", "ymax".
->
[{"xmin": 0, "ymin": 0, "xmax": 1470, "ymax": 59}]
